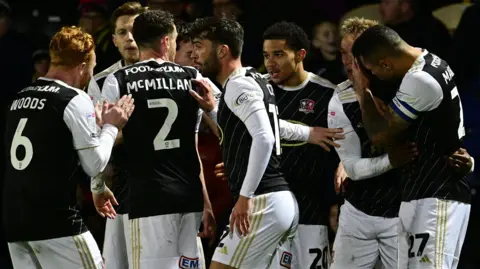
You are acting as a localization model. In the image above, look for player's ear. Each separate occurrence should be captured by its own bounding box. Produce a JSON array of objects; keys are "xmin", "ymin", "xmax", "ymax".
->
[
  {"xmin": 296, "ymin": 49, "xmax": 307, "ymax": 62},
  {"xmin": 218, "ymin": 44, "xmax": 228, "ymax": 60},
  {"xmin": 112, "ymin": 34, "xmax": 118, "ymax": 48},
  {"xmin": 78, "ymin": 62, "xmax": 87, "ymax": 76}
]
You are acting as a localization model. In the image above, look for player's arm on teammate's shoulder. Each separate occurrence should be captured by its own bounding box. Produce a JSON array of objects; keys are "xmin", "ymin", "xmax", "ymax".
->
[
  {"xmin": 224, "ymin": 78, "xmax": 274, "ymax": 236},
  {"xmin": 327, "ymin": 93, "xmax": 398, "ymax": 181},
  {"xmin": 190, "ymin": 71, "xmax": 218, "ymax": 122}
]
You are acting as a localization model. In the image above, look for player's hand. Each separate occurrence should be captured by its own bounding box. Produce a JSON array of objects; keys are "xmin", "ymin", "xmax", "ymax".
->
[
  {"xmin": 447, "ymin": 148, "xmax": 474, "ymax": 174},
  {"xmin": 388, "ymin": 142, "xmax": 418, "ymax": 168},
  {"xmin": 92, "ymin": 187, "xmax": 118, "ymax": 219},
  {"xmin": 215, "ymin": 162, "xmax": 228, "ymax": 181},
  {"xmin": 352, "ymin": 58, "xmax": 370, "ymax": 93},
  {"xmin": 230, "ymin": 195, "xmax": 252, "ymax": 237},
  {"xmin": 307, "ymin": 127, "xmax": 345, "ymax": 152},
  {"xmin": 199, "ymin": 207, "xmax": 217, "ymax": 246},
  {"xmin": 102, "ymin": 95, "xmax": 135, "ymax": 130},
  {"xmin": 190, "ymin": 79, "xmax": 216, "ymax": 112},
  {"xmin": 334, "ymin": 162, "xmax": 348, "ymax": 194}
]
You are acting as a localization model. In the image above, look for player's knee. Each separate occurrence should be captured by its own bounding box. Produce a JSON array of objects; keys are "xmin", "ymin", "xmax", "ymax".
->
[{"xmin": 209, "ymin": 261, "xmax": 236, "ymax": 269}]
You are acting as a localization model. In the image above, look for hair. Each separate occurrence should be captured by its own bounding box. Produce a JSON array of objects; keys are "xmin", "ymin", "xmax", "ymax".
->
[
  {"xmin": 341, "ymin": 17, "xmax": 378, "ymax": 38},
  {"xmin": 132, "ymin": 10, "xmax": 175, "ymax": 49},
  {"xmin": 49, "ymin": 26, "xmax": 95, "ymax": 67},
  {"xmin": 351, "ymin": 24, "xmax": 404, "ymax": 65},
  {"xmin": 262, "ymin": 21, "xmax": 310, "ymax": 52},
  {"xmin": 175, "ymin": 19, "xmax": 192, "ymax": 44},
  {"xmin": 189, "ymin": 16, "xmax": 244, "ymax": 59},
  {"xmin": 111, "ymin": 2, "xmax": 148, "ymax": 31}
]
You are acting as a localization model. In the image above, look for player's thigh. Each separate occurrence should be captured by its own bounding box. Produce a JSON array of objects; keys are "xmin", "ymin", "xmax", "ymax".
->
[
  {"xmin": 31, "ymin": 231, "xmax": 102, "ymax": 269},
  {"xmin": 331, "ymin": 204, "xmax": 379, "ymax": 269},
  {"xmin": 398, "ymin": 198, "xmax": 471, "ymax": 269},
  {"xmin": 130, "ymin": 213, "xmax": 203, "ymax": 269},
  {"xmin": 377, "ymin": 217, "xmax": 399, "ymax": 269},
  {"xmin": 8, "ymin": 242, "xmax": 42, "ymax": 269},
  {"xmin": 292, "ymin": 225, "xmax": 330, "ymax": 269},
  {"xmin": 103, "ymin": 214, "xmax": 129, "ymax": 269},
  {"xmin": 212, "ymin": 191, "xmax": 298, "ymax": 269},
  {"xmin": 178, "ymin": 212, "xmax": 203, "ymax": 268}
]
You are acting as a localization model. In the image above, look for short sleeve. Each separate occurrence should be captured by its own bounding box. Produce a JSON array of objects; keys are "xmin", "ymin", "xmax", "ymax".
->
[
  {"xmin": 101, "ymin": 73, "xmax": 121, "ymax": 103},
  {"xmin": 391, "ymin": 71, "xmax": 443, "ymax": 122},
  {"xmin": 328, "ymin": 94, "xmax": 354, "ymax": 135},
  {"xmin": 224, "ymin": 77, "xmax": 265, "ymax": 122},
  {"xmin": 87, "ymin": 79, "xmax": 102, "ymax": 104},
  {"xmin": 63, "ymin": 92, "xmax": 100, "ymax": 150}
]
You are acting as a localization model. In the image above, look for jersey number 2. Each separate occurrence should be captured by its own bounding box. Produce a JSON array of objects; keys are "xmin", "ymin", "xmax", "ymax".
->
[
  {"xmin": 148, "ymin": 98, "xmax": 180, "ymax": 151},
  {"xmin": 268, "ymin": 104, "xmax": 281, "ymax": 156},
  {"xmin": 10, "ymin": 118, "xmax": 33, "ymax": 170}
]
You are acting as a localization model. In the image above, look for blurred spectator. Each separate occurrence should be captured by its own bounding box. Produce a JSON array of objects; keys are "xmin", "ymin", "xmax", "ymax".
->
[
  {"xmin": 78, "ymin": 0, "xmax": 119, "ymax": 73},
  {"xmin": 212, "ymin": 0, "xmax": 242, "ymax": 20},
  {"xmin": 380, "ymin": 0, "xmax": 453, "ymax": 63},
  {"xmin": 31, "ymin": 49, "xmax": 50, "ymax": 82},
  {"xmin": 305, "ymin": 20, "xmax": 346, "ymax": 84},
  {"xmin": 147, "ymin": 0, "xmax": 190, "ymax": 20}
]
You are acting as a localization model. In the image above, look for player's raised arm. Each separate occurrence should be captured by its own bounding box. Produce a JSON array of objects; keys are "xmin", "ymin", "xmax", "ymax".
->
[
  {"xmin": 65, "ymin": 93, "xmax": 133, "ymax": 191},
  {"xmin": 328, "ymin": 93, "xmax": 398, "ymax": 180}
]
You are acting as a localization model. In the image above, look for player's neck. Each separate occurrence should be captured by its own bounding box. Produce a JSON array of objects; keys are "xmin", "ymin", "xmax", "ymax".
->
[
  {"xmin": 282, "ymin": 68, "xmax": 309, "ymax": 88},
  {"xmin": 218, "ymin": 58, "xmax": 242, "ymax": 87},
  {"xmin": 139, "ymin": 49, "xmax": 169, "ymax": 63},
  {"xmin": 44, "ymin": 67, "xmax": 77, "ymax": 88},
  {"xmin": 398, "ymin": 46, "xmax": 423, "ymax": 75}
]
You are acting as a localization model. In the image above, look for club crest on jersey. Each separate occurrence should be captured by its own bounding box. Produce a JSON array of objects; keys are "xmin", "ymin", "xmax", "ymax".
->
[
  {"xmin": 299, "ymin": 99, "xmax": 315, "ymax": 114},
  {"xmin": 279, "ymin": 251, "xmax": 292, "ymax": 268},
  {"xmin": 179, "ymin": 256, "xmax": 200, "ymax": 269}
]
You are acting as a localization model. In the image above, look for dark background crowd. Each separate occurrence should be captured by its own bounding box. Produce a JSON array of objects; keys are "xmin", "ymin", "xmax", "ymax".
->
[{"xmin": 0, "ymin": 0, "xmax": 479, "ymax": 268}]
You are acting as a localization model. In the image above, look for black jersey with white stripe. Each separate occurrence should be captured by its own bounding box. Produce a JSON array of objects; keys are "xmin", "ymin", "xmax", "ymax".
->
[
  {"xmin": 3, "ymin": 78, "xmax": 97, "ymax": 242},
  {"xmin": 103, "ymin": 60, "xmax": 203, "ymax": 218},
  {"xmin": 331, "ymin": 81, "xmax": 401, "ymax": 218},
  {"xmin": 218, "ymin": 67, "xmax": 288, "ymax": 200},
  {"xmin": 273, "ymin": 72, "xmax": 338, "ymax": 225},
  {"xmin": 391, "ymin": 52, "xmax": 470, "ymax": 203},
  {"xmin": 88, "ymin": 60, "xmax": 130, "ymax": 214}
]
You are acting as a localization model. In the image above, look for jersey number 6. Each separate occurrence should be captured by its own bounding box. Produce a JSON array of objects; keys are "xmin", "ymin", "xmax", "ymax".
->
[
  {"xmin": 148, "ymin": 98, "xmax": 181, "ymax": 151},
  {"xmin": 10, "ymin": 118, "xmax": 33, "ymax": 170}
]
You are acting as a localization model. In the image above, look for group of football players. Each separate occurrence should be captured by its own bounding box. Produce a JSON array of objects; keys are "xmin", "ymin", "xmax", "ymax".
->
[{"xmin": 2, "ymin": 1, "xmax": 475, "ymax": 269}]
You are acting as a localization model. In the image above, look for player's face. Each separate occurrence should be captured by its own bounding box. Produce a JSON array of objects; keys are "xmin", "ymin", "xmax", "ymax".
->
[
  {"xmin": 113, "ymin": 15, "xmax": 140, "ymax": 64},
  {"xmin": 360, "ymin": 57, "xmax": 395, "ymax": 81},
  {"xmin": 175, "ymin": 40, "xmax": 194, "ymax": 66},
  {"xmin": 340, "ymin": 34, "xmax": 355, "ymax": 81},
  {"xmin": 380, "ymin": 0, "xmax": 402, "ymax": 25},
  {"xmin": 263, "ymin": 39, "xmax": 297, "ymax": 85},
  {"xmin": 191, "ymin": 38, "xmax": 221, "ymax": 78}
]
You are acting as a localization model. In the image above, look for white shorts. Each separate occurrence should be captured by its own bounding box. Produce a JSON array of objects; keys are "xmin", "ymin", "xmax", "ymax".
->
[
  {"xmin": 103, "ymin": 213, "xmax": 131, "ymax": 269},
  {"xmin": 331, "ymin": 201, "xmax": 399, "ymax": 269},
  {"xmin": 130, "ymin": 212, "xmax": 203, "ymax": 269},
  {"xmin": 8, "ymin": 231, "xmax": 102, "ymax": 269},
  {"xmin": 212, "ymin": 191, "xmax": 299, "ymax": 269},
  {"xmin": 273, "ymin": 224, "xmax": 330, "ymax": 269},
  {"xmin": 397, "ymin": 198, "xmax": 470, "ymax": 269}
]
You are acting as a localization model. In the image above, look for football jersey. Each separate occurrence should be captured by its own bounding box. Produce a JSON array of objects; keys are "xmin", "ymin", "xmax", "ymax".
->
[
  {"xmin": 391, "ymin": 51, "xmax": 470, "ymax": 203},
  {"xmin": 218, "ymin": 67, "xmax": 288, "ymax": 200},
  {"xmin": 329, "ymin": 80, "xmax": 401, "ymax": 218},
  {"xmin": 102, "ymin": 59, "xmax": 204, "ymax": 219},
  {"xmin": 273, "ymin": 72, "xmax": 339, "ymax": 225},
  {"xmin": 3, "ymin": 78, "xmax": 99, "ymax": 242},
  {"xmin": 87, "ymin": 60, "xmax": 130, "ymax": 215}
]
